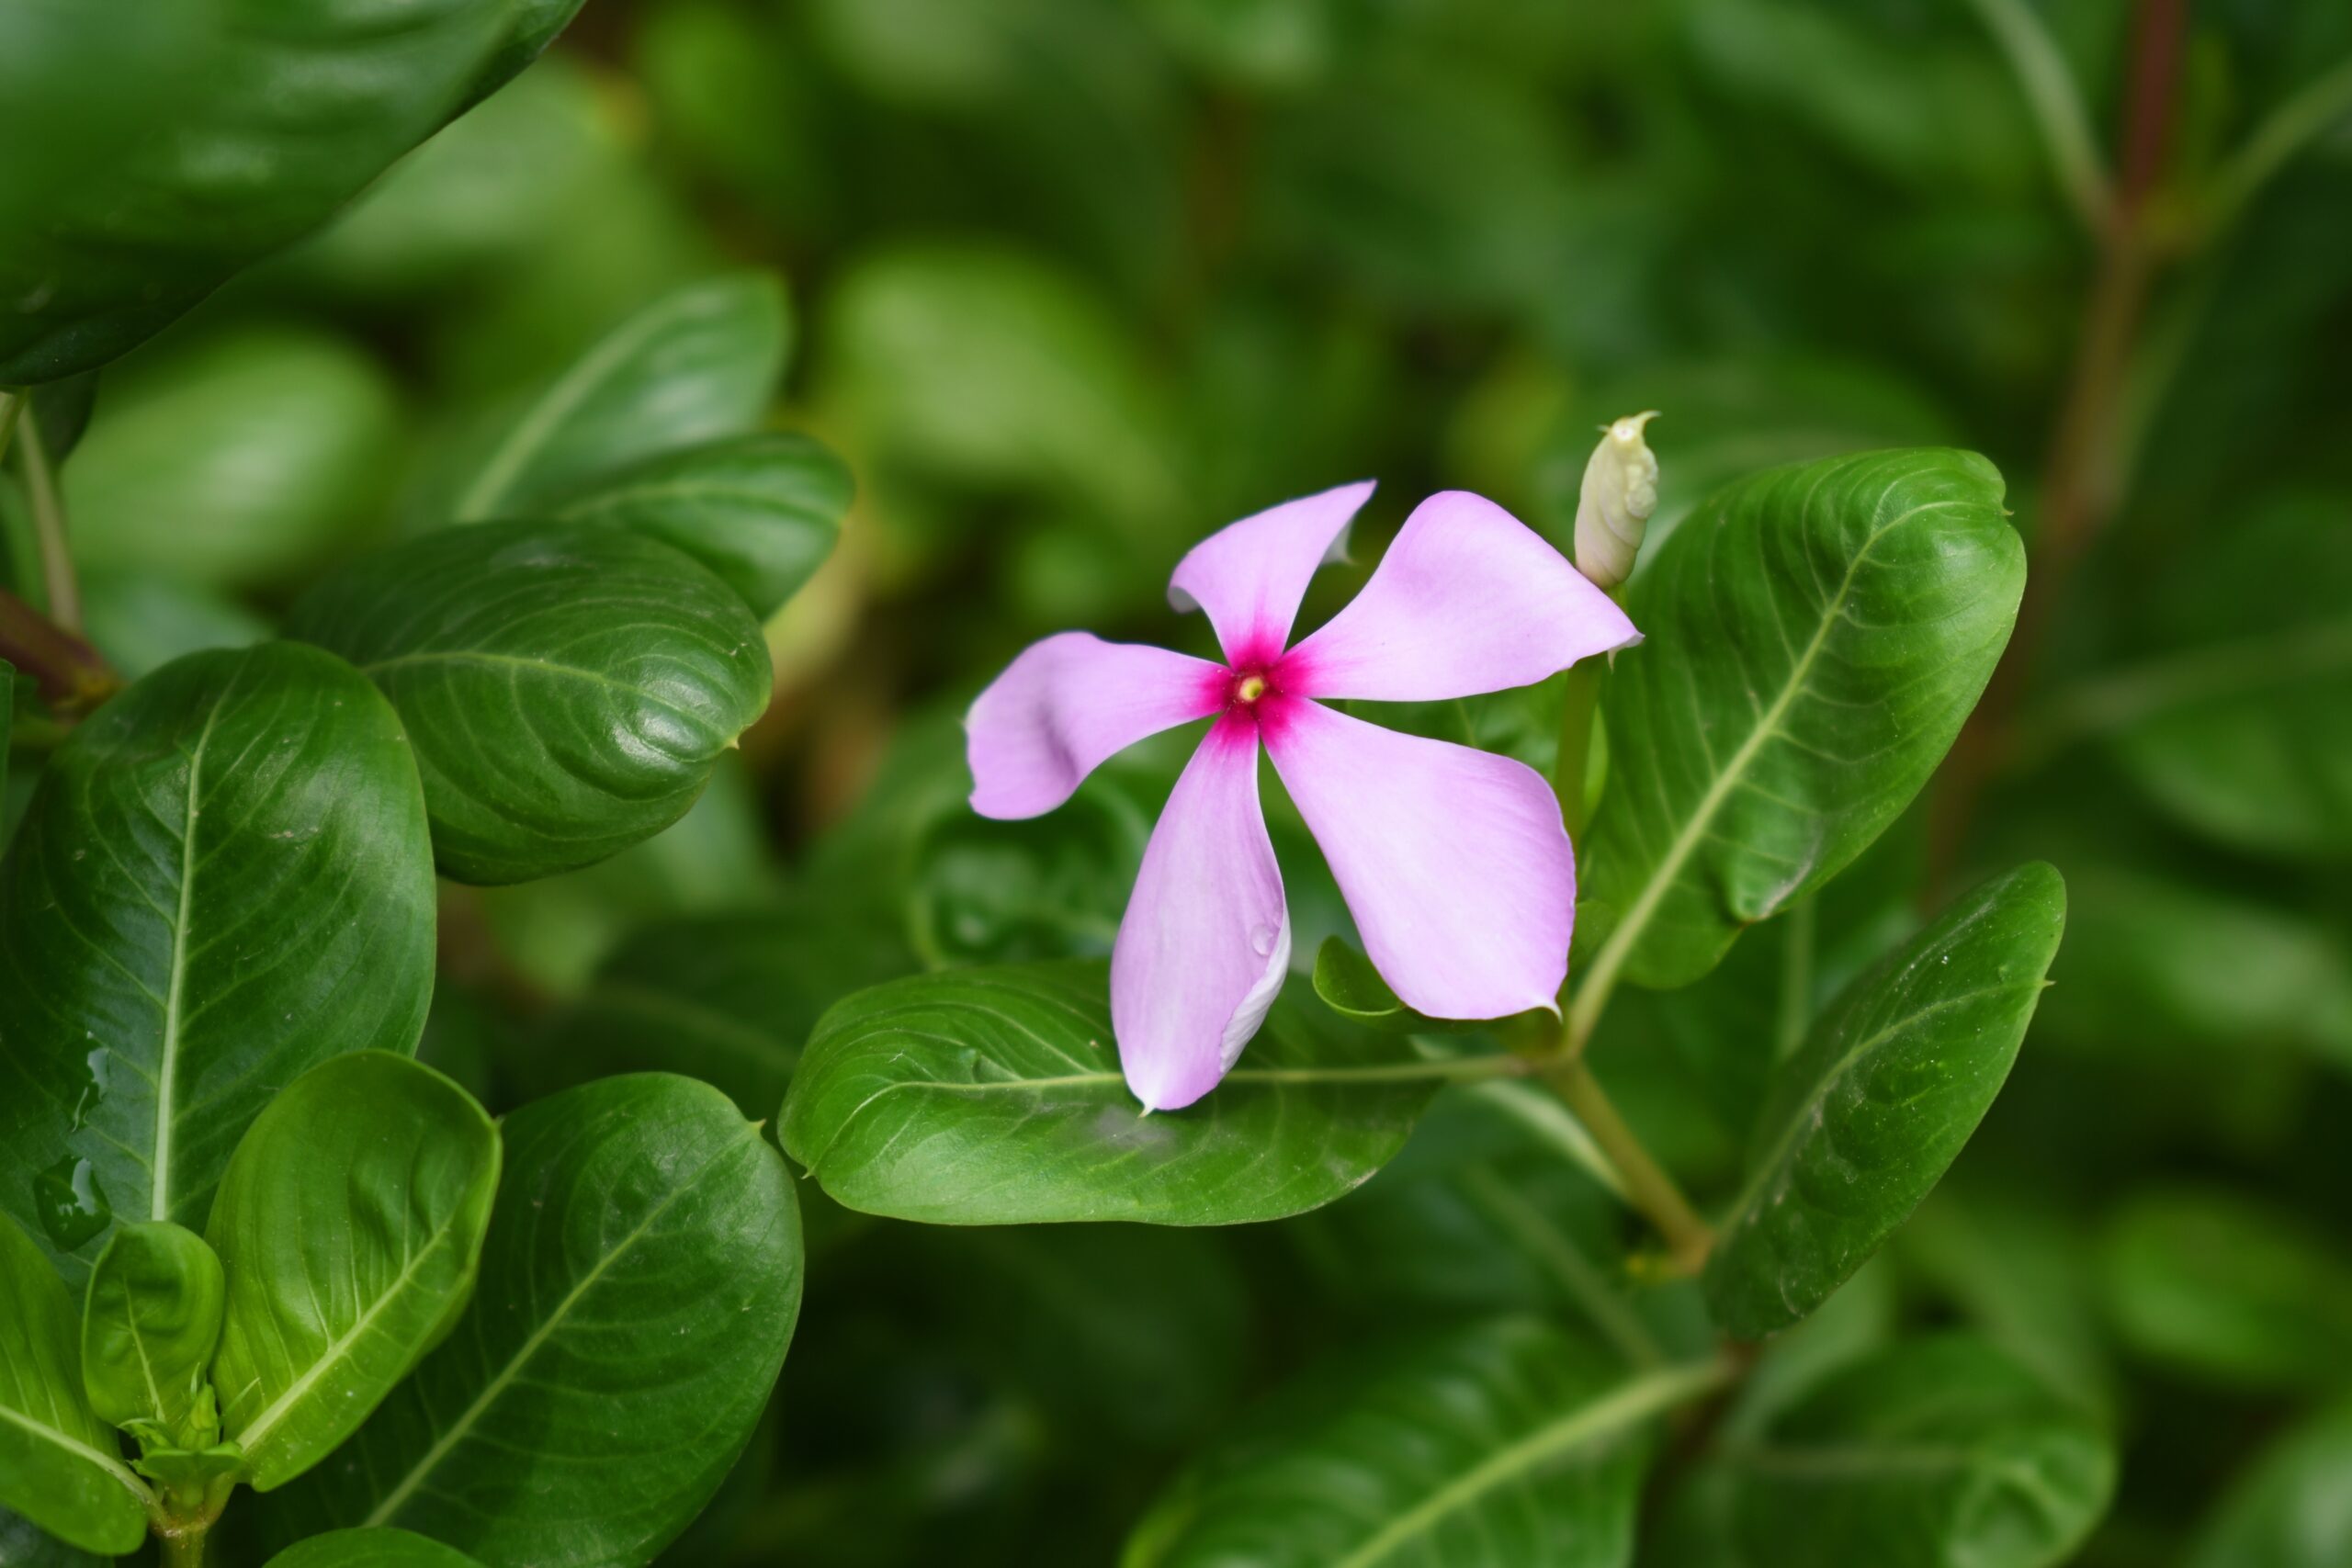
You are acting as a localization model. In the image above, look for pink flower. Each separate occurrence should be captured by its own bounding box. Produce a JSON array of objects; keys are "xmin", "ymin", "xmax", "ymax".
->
[{"xmin": 965, "ymin": 483, "xmax": 1639, "ymax": 1111}]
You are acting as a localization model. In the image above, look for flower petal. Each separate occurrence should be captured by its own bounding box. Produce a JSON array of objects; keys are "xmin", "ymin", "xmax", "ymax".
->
[
  {"xmin": 967, "ymin": 632, "xmax": 1227, "ymax": 819},
  {"xmin": 1264, "ymin": 697, "xmax": 1569, "ymax": 1019},
  {"xmin": 1283, "ymin": 490, "xmax": 1639, "ymax": 702},
  {"xmin": 1169, "ymin": 480, "xmax": 1374, "ymax": 665},
  {"xmin": 1112, "ymin": 717, "xmax": 1290, "ymax": 1111}
]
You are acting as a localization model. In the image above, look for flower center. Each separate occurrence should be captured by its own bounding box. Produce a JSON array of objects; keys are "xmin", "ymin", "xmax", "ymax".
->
[{"xmin": 1234, "ymin": 673, "xmax": 1267, "ymax": 704}]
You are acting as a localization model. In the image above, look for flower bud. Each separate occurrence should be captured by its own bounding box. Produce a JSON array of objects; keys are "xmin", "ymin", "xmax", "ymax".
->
[{"xmin": 1573, "ymin": 411, "xmax": 1659, "ymax": 592}]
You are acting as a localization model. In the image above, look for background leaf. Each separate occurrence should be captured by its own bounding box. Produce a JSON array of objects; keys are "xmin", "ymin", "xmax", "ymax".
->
[
  {"xmin": 266, "ymin": 1528, "xmax": 488, "ymax": 1568},
  {"xmin": 2186, "ymin": 1401, "xmax": 2352, "ymax": 1568},
  {"xmin": 0, "ymin": 643, "xmax": 437, "ymax": 1280},
  {"xmin": 0, "ymin": 1216, "xmax": 149, "ymax": 1554},
  {"xmin": 288, "ymin": 523, "xmax": 772, "ymax": 885},
  {"xmin": 1126, "ymin": 1318, "xmax": 1713, "ymax": 1568},
  {"xmin": 79, "ymin": 1220, "xmax": 224, "ymax": 1438},
  {"xmin": 261, "ymin": 1074, "xmax": 801, "ymax": 1567},
  {"xmin": 1579, "ymin": 448, "xmax": 2024, "ymax": 989},
  {"xmin": 1705, "ymin": 862, "xmax": 2066, "ymax": 1338},
  {"xmin": 782, "ymin": 959, "xmax": 1444, "ymax": 1226},
  {"xmin": 209, "ymin": 1053, "xmax": 502, "ymax": 1491}
]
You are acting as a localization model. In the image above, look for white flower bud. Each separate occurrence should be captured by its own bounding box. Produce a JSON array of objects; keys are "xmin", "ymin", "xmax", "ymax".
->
[{"xmin": 1573, "ymin": 411, "xmax": 1659, "ymax": 592}]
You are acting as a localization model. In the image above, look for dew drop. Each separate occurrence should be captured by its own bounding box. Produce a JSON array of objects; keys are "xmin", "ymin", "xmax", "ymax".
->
[
  {"xmin": 67, "ymin": 1046, "xmax": 110, "ymax": 1132},
  {"xmin": 32, "ymin": 1156, "xmax": 112, "ymax": 1251},
  {"xmin": 1249, "ymin": 923, "xmax": 1277, "ymax": 957}
]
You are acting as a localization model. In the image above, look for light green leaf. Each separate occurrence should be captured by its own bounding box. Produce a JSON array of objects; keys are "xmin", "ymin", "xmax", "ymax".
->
[
  {"xmin": 0, "ymin": 1215, "xmax": 150, "ymax": 1554},
  {"xmin": 209, "ymin": 1053, "xmax": 501, "ymax": 1492},
  {"xmin": 258, "ymin": 1074, "xmax": 801, "ymax": 1566},
  {"xmin": 1311, "ymin": 936, "xmax": 1493, "ymax": 1033},
  {"xmin": 2099, "ymin": 1187, "xmax": 2352, "ymax": 1393},
  {"xmin": 412, "ymin": 273, "xmax": 787, "ymax": 526},
  {"xmin": 288, "ymin": 523, "xmax": 773, "ymax": 886},
  {"xmin": 266, "ymin": 1528, "xmax": 487, "ymax": 1568},
  {"xmin": 1705, "ymin": 863, "xmax": 2065, "ymax": 1338},
  {"xmin": 544, "ymin": 432, "xmax": 850, "ymax": 618},
  {"xmin": 2187, "ymin": 1400, "xmax": 2352, "ymax": 1568},
  {"xmin": 78, "ymin": 570, "xmax": 273, "ymax": 682},
  {"xmin": 0, "ymin": 643, "xmax": 437, "ymax": 1280},
  {"xmin": 781, "ymin": 959, "xmax": 1446, "ymax": 1226},
  {"xmin": 1126, "ymin": 1318, "xmax": 1719, "ymax": 1568},
  {"xmin": 79, "ymin": 1221, "xmax": 224, "ymax": 1440},
  {"xmin": 1580, "ymin": 448, "xmax": 2023, "ymax": 992},
  {"xmin": 61, "ymin": 325, "xmax": 402, "ymax": 589},
  {"xmin": 0, "ymin": 0, "xmax": 582, "ymax": 383},
  {"xmin": 1717, "ymin": 1336, "xmax": 2113, "ymax": 1568}
]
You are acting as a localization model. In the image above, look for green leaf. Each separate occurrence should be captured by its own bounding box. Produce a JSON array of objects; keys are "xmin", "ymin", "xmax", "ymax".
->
[
  {"xmin": 2098, "ymin": 1187, "xmax": 2352, "ymax": 1393},
  {"xmin": 79, "ymin": 1221, "xmax": 224, "ymax": 1439},
  {"xmin": 209, "ymin": 1053, "xmax": 502, "ymax": 1491},
  {"xmin": 1704, "ymin": 863, "xmax": 2066, "ymax": 1338},
  {"xmin": 288, "ymin": 523, "xmax": 773, "ymax": 885},
  {"xmin": 0, "ymin": 1216, "xmax": 150, "ymax": 1554},
  {"xmin": 0, "ymin": 1506, "xmax": 109, "ymax": 1568},
  {"xmin": 62, "ymin": 325, "xmax": 403, "ymax": 589},
  {"xmin": 0, "ymin": 643, "xmax": 437, "ymax": 1279},
  {"xmin": 410, "ymin": 272, "xmax": 787, "ymax": 527},
  {"xmin": 1126, "ymin": 1318, "xmax": 1716, "ymax": 1568},
  {"xmin": 781, "ymin": 959, "xmax": 1445, "ymax": 1226},
  {"xmin": 1311, "ymin": 936, "xmax": 1493, "ymax": 1033},
  {"xmin": 544, "ymin": 432, "xmax": 851, "ymax": 618},
  {"xmin": 259, "ymin": 1074, "xmax": 802, "ymax": 1566},
  {"xmin": 0, "ymin": 0, "xmax": 582, "ymax": 383},
  {"xmin": 78, "ymin": 570, "xmax": 273, "ymax": 683},
  {"xmin": 1716, "ymin": 1336, "xmax": 2113, "ymax": 1568},
  {"xmin": 1580, "ymin": 448, "xmax": 2024, "ymax": 990},
  {"xmin": 266, "ymin": 1528, "xmax": 487, "ymax": 1568},
  {"xmin": 2187, "ymin": 1401, "xmax": 2352, "ymax": 1568},
  {"xmin": 529, "ymin": 899, "xmax": 917, "ymax": 1116}
]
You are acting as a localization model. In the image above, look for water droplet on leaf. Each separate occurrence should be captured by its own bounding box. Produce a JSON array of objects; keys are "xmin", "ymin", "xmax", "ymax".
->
[{"xmin": 33, "ymin": 1156, "xmax": 112, "ymax": 1250}]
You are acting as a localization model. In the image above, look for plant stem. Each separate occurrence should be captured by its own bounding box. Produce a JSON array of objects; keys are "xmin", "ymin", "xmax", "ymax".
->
[
  {"xmin": 0, "ymin": 586, "xmax": 119, "ymax": 715},
  {"xmin": 1227, "ymin": 1053, "xmax": 1535, "ymax": 1087},
  {"xmin": 1553, "ymin": 660, "xmax": 1601, "ymax": 839},
  {"xmin": 159, "ymin": 1533, "xmax": 206, "ymax": 1568},
  {"xmin": 2203, "ymin": 53, "xmax": 2352, "ymax": 232},
  {"xmin": 1963, "ymin": 0, "xmax": 2112, "ymax": 231},
  {"xmin": 17, "ymin": 413, "xmax": 80, "ymax": 632},
  {"xmin": 0, "ymin": 390, "xmax": 21, "ymax": 466},
  {"xmin": 1540, "ymin": 1057, "xmax": 1714, "ymax": 1273}
]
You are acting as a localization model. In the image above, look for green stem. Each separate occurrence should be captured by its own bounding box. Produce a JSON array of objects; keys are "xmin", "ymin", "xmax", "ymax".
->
[
  {"xmin": 17, "ymin": 413, "xmax": 79, "ymax": 632},
  {"xmin": 1227, "ymin": 1053, "xmax": 1533, "ymax": 1087},
  {"xmin": 2204, "ymin": 54, "xmax": 2352, "ymax": 232},
  {"xmin": 0, "ymin": 390, "xmax": 21, "ymax": 467},
  {"xmin": 1773, "ymin": 896, "xmax": 1815, "ymax": 1064},
  {"xmin": 0, "ymin": 586, "xmax": 118, "ymax": 715},
  {"xmin": 1962, "ymin": 0, "xmax": 2111, "ymax": 231},
  {"xmin": 1541, "ymin": 1058, "xmax": 1714, "ymax": 1273},
  {"xmin": 159, "ymin": 1529, "xmax": 207, "ymax": 1568},
  {"xmin": 1553, "ymin": 659, "xmax": 1601, "ymax": 840}
]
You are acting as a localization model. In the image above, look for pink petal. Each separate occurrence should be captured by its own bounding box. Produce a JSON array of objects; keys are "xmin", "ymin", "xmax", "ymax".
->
[
  {"xmin": 1283, "ymin": 490, "xmax": 1639, "ymax": 702},
  {"xmin": 1264, "ymin": 697, "xmax": 1569, "ymax": 1020},
  {"xmin": 967, "ymin": 633, "xmax": 1227, "ymax": 819},
  {"xmin": 1169, "ymin": 480, "xmax": 1375, "ymax": 666},
  {"xmin": 1112, "ymin": 717, "xmax": 1290, "ymax": 1111}
]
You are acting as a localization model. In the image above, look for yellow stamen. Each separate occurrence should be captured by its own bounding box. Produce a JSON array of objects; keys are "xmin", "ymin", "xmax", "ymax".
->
[{"xmin": 1236, "ymin": 674, "xmax": 1267, "ymax": 703}]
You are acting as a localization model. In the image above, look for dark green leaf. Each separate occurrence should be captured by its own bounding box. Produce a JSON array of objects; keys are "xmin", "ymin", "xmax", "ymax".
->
[
  {"xmin": 2187, "ymin": 1401, "xmax": 2352, "ymax": 1568},
  {"xmin": 1705, "ymin": 863, "xmax": 2066, "ymax": 1338},
  {"xmin": 1127, "ymin": 1318, "xmax": 1714, "ymax": 1568},
  {"xmin": 0, "ymin": 1506, "xmax": 108, "ymax": 1567},
  {"xmin": 781, "ymin": 959, "xmax": 1442, "ymax": 1226},
  {"xmin": 412, "ymin": 273, "xmax": 787, "ymax": 526},
  {"xmin": 266, "ymin": 1528, "xmax": 486, "ymax": 1568},
  {"xmin": 545, "ymin": 432, "xmax": 850, "ymax": 618},
  {"xmin": 288, "ymin": 523, "xmax": 773, "ymax": 885},
  {"xmin": 0, "ymin": 643, "xmax": 437, "ymax": 1280},
  {"xmin": 0, "ymin": 1215, "xmax": 149, "ymax": 1554},
  {"xmin": 209, "ymin": 1052, "xmax": 501, "ymax": 1491},
  {"xmin": 28, "ymin": 375, "xmax": 99, "ymax": 465},
  {"xmin": 2099, "ymin": 1187, "xmax": 2352, "ymax": 1393},
  {"xmin": 260, "ymin": 1074, "xmax": 801, "ymax": 1566},
  {"xmin": 79, "ymin": 1221, "xmax": 223, "ymax": 1439},
  {"xmin": 1718, "ymin": 1336, "xmax": 2113, "ymax": 1568},
  {"xmin": 1580, "ymin": 448, "xmax": 2024, "ymax": 989},
  {"xmin": 530, "ymin": 899, "xmax": 917, "ymax": 1116},
  {"xmin": 0, "ymin": 0, "xmax": 582, "ymax": 382},
  {"xmin": 62, "ymin": 325, "xmax": 402, "ymax": 589}
]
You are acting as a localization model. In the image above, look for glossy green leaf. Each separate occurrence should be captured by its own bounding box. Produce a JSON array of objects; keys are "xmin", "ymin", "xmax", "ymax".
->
[
  {"xmin": 79, "ymin": 1221, "xmax": 224, "ymax": 1439},
  {"xmin": 288, "ymin": 523, "xmax": 773, "ymax": 885},
  {"xmin": 782, "ymin": 959, "xmax": 1443, "ymax": 1226},
  {"xmin": 1718, "ymin": 1336, "xmax": 2113, "ymax": 1568},
  {"xmin": 2099, "ymin": 1187, "xmax": 2352, "ymax": 1393},
  {"xmin": 209, "ymin": 1053, "xmax": 502, "ymax": 1491},
  {"xmin": 1705, "ymin": 863, "xmax": 2066, "ymax": 1338},
  {"xmin": 0, "ymin": 0, "xmax": 582, "ymax": 383},
  {"xmin": 2187, "ymin": 1401, "xmax": 2352, "ymax": 1568},
  {"xmin": 531, "ymin": 899, "xmax": 916, "ymax": 1116},
  {"xmin": 266, "ymin": 1528, "xmax": 487, "ymax": 1568},
  {"xmin": 1580, "ymin": 448, "xmax": 2023, "ymax": 989},
  {"xmin": 410, "ymin": 273, "xmax": 787, "ymax": 527},
  {"xmin": 260, "ymin": 1074, "xmax": 801, "ymax": 1566},
  {"xmin": 545, "ymin": 432, "xmax": 850, "ymax": 618},
  {"xmin": 62, "ymin": 325, "xmax": 402, "ymax": 589},
  {"xmin": 0, "ymin": 643, "xmax": 437, "ymax": 1280},
  {"xmin": 1126, "ymin": 1318, "xmax": 1713, "ymax": 1568},
  {"xmin": 0, "ymin": 1215, "xmax": 149, "ymax": 1553}
]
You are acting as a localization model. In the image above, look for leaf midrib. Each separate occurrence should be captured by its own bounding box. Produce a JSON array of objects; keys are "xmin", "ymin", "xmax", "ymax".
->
[
  {"xmin": 154, "ymin": 660, "xmax": 240, "ymax": 1224},
  {"xmin": 0, "ymin": 1399, "xmax": 152, "ymax": 1506},
  {"xmin": 360, "ymin": 649, "xmax": 730, "ymax": 740}
]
